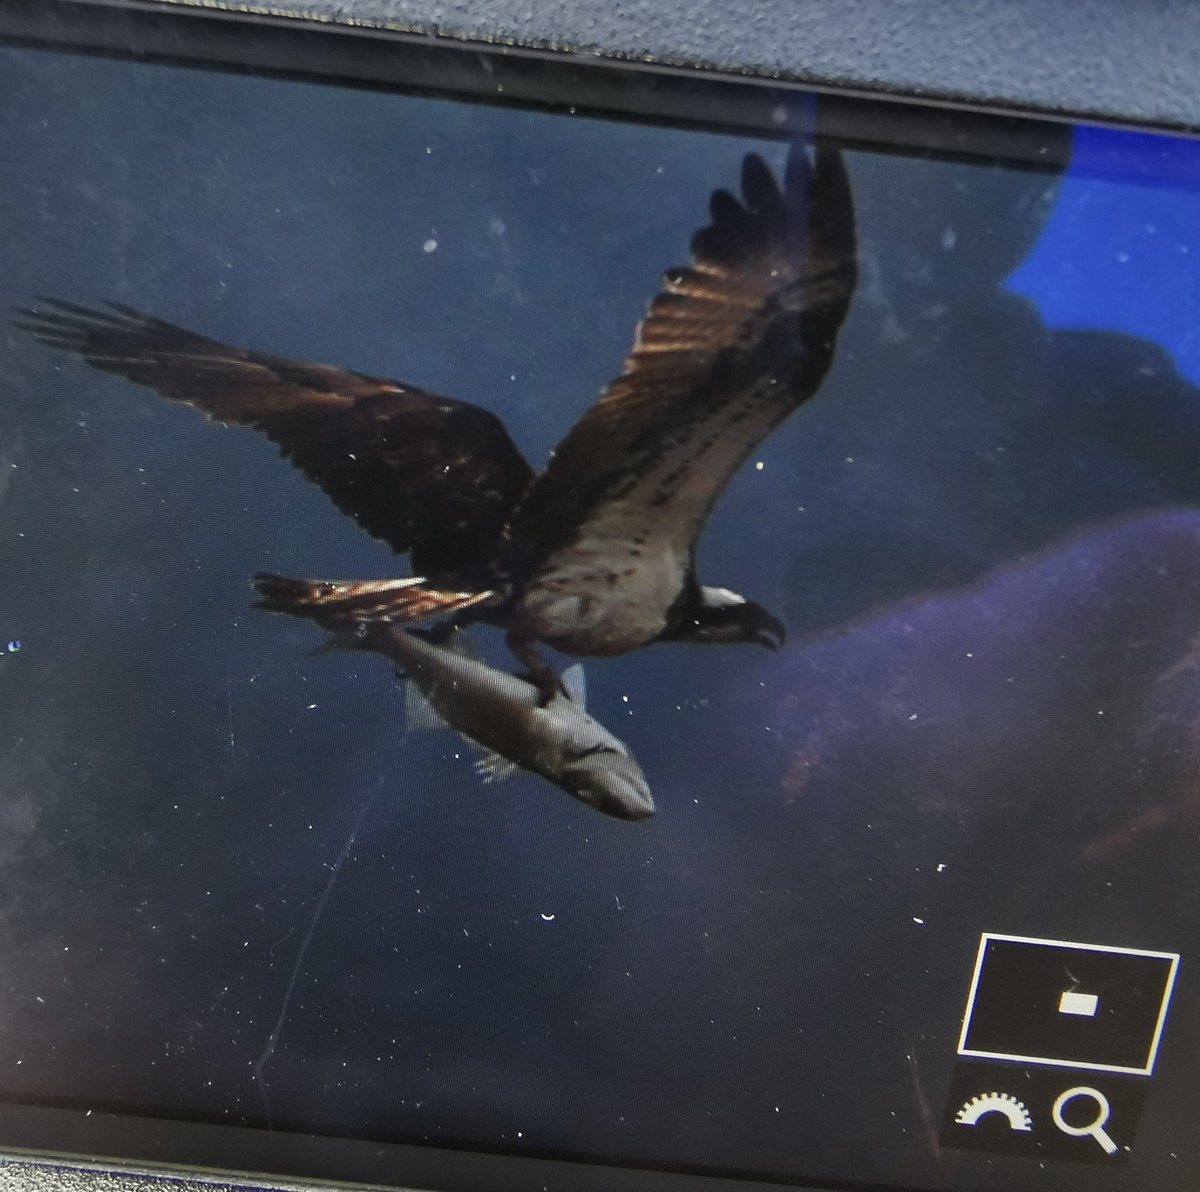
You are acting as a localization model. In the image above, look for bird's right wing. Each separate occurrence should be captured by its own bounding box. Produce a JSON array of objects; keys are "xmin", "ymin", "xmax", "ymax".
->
[
  {"xmin": 508, "ymin": 144, "xmax": 856, "ymax": 564},
  {"xmin": 15, "ymin": 301, "xmax": 534, "ymax": 584}
]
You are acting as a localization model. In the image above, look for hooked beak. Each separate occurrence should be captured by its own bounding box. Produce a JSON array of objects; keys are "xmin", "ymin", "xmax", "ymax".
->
[{"xmin": 753, "ymin": 611, "xmax": 787, "ymax": 651}]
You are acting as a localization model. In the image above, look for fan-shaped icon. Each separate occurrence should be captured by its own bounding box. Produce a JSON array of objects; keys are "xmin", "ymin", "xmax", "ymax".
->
[{"xmin": 954, "ymin": 1091, "xmax": 1033, "ymax": 1132}]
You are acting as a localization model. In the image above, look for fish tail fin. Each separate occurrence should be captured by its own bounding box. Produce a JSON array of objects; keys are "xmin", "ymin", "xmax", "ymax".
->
[{"xmin": 252, "ymin": 572, "xmax": 494, "ymax": 627}]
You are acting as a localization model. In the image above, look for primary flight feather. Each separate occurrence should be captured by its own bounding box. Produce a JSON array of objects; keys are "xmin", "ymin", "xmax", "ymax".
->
[{"xmin": 16, "ymin": 142, "xmax": 857, "ymax": 695}]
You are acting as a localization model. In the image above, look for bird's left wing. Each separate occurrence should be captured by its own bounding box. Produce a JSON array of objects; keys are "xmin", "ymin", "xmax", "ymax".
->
[
  {"xmin": 508, "ymin": 143, "xmax": 856, "ymax": 562},
  {"xmin": 15, "ymin": 301, "xmax": 535, "ymax": 584}
]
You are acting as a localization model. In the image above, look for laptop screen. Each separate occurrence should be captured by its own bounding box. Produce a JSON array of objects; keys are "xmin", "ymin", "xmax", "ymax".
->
[{"xmin": 0, "ymin": 11, "xmax": 1195, "ymax": 1191}]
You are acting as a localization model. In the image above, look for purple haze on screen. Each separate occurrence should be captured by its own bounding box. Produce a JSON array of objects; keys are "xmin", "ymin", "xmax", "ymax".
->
[{"xmin": 728, "ymin": 508, "xmax": 1200, "ymax": 862}]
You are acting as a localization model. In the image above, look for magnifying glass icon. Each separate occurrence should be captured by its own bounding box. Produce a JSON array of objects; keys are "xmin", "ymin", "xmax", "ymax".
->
[{"xmin": 1052, "ymin": 1086, "xmax": 1119, "ymax": 1155}]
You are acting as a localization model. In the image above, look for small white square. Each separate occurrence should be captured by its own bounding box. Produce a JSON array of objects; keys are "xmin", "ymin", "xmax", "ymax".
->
[{"xmin": 1058, "ymin": 990, "xmax": 1099, "ymax": 1017}]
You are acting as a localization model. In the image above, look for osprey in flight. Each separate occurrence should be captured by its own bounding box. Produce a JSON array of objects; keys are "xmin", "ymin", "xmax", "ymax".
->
[{"xmin": 19, "ymin": 143, "xmax": 856, "ymax": 696}]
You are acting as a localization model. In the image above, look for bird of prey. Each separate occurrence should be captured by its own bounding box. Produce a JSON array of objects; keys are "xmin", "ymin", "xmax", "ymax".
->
[{"xmin": 17, "ymin": 142, "xmax": 857, "ymax": 698}]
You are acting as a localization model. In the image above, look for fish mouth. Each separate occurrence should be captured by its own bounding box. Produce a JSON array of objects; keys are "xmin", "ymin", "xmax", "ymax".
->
[
  {"xmin": 562, "ymin": 751, "xmax": 655, "ymax": 820},
  {"xmin": 601, "ymin": 783, "xmax": 656, "ymax": 821},
  {"xmin": 583, "ymin": 774, "xmax": 656, "ymax": 821}
]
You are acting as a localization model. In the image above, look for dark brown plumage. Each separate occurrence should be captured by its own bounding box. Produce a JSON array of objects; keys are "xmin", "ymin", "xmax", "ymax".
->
[{"xmin": 16, "ymin": 143, "xmax": 857, "ymax": 689}]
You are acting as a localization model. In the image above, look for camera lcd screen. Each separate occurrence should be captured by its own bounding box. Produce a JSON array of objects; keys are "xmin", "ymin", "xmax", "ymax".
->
[{"xmin": 0, "ymin": 12, "xmax": 1196, "ymax": 1192}]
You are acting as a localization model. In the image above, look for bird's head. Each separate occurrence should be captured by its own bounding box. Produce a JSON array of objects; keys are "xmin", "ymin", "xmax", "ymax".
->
[{"xmin": 665, "ymin": 586, "xmax": 786, "ymax": 650}]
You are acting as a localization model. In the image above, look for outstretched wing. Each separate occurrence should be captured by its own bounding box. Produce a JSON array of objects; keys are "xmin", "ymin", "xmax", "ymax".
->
[
  {"xmin": 508, "ymin": 143, "xmax": 856, "ymax": 564},
  {"xmin": 15, "ymin": 301, "xmax": 534, "ymax": 584}
]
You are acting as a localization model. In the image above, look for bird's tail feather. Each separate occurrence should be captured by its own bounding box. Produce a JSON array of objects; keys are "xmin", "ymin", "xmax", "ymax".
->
[{"xmin": 252, "ymin": 572, "xmax": 493, "ymax": 626}]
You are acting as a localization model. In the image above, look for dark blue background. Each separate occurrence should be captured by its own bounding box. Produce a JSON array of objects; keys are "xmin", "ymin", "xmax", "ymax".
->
[{"xmin": 0, "ymin": 44, "xmax": 1198, "ymax": 1192}]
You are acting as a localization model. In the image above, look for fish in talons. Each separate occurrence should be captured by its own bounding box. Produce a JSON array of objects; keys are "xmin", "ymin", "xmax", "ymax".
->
[{"xmin": 327, "ymin": 623, "xmax": 655, "ymax": 822}]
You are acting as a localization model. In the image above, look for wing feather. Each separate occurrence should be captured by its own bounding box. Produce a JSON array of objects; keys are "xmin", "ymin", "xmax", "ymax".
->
[
  {"xmin": 508, "ymin": 143, "xmax": 856, "ymax": 562},
  {"xmin": 14, "ymin": 301, "xmax": 534, "ymax": 584}
]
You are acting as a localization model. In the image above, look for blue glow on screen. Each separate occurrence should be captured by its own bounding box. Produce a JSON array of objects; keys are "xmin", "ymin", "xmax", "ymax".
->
[{"xmin": 1008, "ymin": 124, "xmax": 1200, "ymax": 384}]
